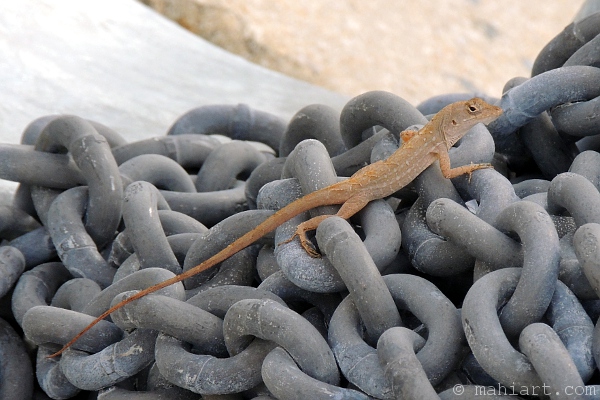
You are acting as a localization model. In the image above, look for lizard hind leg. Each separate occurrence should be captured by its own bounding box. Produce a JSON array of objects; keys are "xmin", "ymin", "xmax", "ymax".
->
[{"xmin": 280, "ymin": 193, "xmax": 372, "ymax": 257}]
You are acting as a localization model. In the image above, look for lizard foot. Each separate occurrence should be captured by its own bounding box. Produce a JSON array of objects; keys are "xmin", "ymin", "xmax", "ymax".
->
[
  {"xmin": 278, "ymin": 231, "xmax": 321, "ymax": 258},
  {"xmin": 466, "ymin": 162, "xmax": 494, "ymax": 183},
  {"xmin": 301, "ymin": 241, "xmax": 321, "ymax": 258}
]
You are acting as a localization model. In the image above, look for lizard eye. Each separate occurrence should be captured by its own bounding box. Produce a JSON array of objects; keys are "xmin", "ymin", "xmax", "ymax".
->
[{"xmin": 468, "ymin": 105, "xmax": 479, "ymax": 113}]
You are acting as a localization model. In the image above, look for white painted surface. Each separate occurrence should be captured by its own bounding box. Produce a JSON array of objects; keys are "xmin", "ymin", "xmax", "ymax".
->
[{"xmin": 0, "ymin": 0, "xmax": 347, "ymax": 144}]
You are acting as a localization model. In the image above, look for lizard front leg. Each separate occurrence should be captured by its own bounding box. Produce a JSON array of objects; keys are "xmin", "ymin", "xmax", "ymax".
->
[
  {"xmin": 280, "ymin": 194, "xmax": 371, "ymax": 257},
  {"xmin": 436, "ymin": 147, "xmax": 493, "ymax": 179}
]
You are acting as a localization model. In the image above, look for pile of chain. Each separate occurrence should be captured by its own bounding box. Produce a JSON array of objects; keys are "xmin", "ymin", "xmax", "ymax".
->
[{"xmin": 3, "ymin": 11, "xmax": 600, "ymax": 400}]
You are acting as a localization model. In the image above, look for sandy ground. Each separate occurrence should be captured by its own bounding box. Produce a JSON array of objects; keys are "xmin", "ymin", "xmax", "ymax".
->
[{"xmin": 139, "ymin": 0, "xmax": 586, "ymax": 105}]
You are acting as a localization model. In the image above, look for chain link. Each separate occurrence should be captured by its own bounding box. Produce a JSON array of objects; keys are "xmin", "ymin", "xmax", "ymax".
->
[{"xmin": 5, "ymin": 10, "xmax": 600, "ymax": 399}]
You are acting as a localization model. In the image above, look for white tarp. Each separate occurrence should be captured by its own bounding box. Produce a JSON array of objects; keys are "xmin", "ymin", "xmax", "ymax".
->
[
  {"xmin": 0, "ymin": 0, "xmax": 348, "ymax": 203},
  {"xmin": 0, "ymin": 0, "xmax": 347, "ymax": 144}
]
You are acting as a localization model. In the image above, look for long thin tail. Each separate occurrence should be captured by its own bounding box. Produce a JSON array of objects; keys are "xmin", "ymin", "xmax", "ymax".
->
[{"xmin": 48, "ymin": 188, "xmax": 334, "ymax": 358}]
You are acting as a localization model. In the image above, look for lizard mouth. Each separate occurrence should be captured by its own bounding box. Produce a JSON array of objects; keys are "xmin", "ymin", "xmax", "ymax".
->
[
  {"xmin": 471, "ymin": 109, "xmax": 503, "ymax": 125},
  {"xmin": 484, "ymin": 108, "xmax": 504, "ymax": 124}
]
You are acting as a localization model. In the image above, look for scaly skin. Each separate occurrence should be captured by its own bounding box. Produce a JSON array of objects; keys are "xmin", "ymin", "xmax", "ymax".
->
[{"xmin": 49, "ymin": 97, "xmax": 502, "ymax": 358}]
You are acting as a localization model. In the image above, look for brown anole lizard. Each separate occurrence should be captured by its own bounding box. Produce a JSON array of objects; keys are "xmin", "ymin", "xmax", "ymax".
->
[{"xmin": 49, "ymin": 97, "xmax": 502, "ymax": 357}]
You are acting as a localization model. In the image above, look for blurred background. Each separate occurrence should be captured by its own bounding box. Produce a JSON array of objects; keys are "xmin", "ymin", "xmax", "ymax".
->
[
  {"xmin": 1, "ymin": 0, "xmax": 593, "ymax": 148},
  {"xmin": 140, "ymin": 0, "xmax": 585, "ymax": 104}
]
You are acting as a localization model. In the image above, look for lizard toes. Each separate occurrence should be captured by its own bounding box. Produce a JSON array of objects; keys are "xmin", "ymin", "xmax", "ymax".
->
[
  {"xmin": 278, "ymin": 232, "xmax": 298, "ymax": 247},
  {"xmin": 305, "ymin": 246, "xmax": 322, "ymax": 258},
  {"xmin": 300, "ymin": 240, "xmax": 321, "ymax": 258}
]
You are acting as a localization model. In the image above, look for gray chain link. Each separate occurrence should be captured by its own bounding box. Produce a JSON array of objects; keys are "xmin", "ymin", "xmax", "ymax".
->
[{"xmin": 5, "ymin": 9, "xmax": 600, "ymax": 400}]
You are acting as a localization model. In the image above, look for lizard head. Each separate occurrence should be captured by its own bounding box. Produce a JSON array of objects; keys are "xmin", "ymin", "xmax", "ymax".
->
[{"xmin": 442, "ymin": 97, "xmax": 503, "ymax": 149}]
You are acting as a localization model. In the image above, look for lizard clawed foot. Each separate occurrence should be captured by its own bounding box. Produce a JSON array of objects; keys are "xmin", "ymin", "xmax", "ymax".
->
[
  {"xmin": 278, "ymin": 230, "xmax": 321, "ymax": 258},
  {"xmin": 466, "ymin": 162, "xmax": 494, "ymax": 183},
  {"xmin": 302, "ymin": 242, "xmax": 322, "ymax": 258}
]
